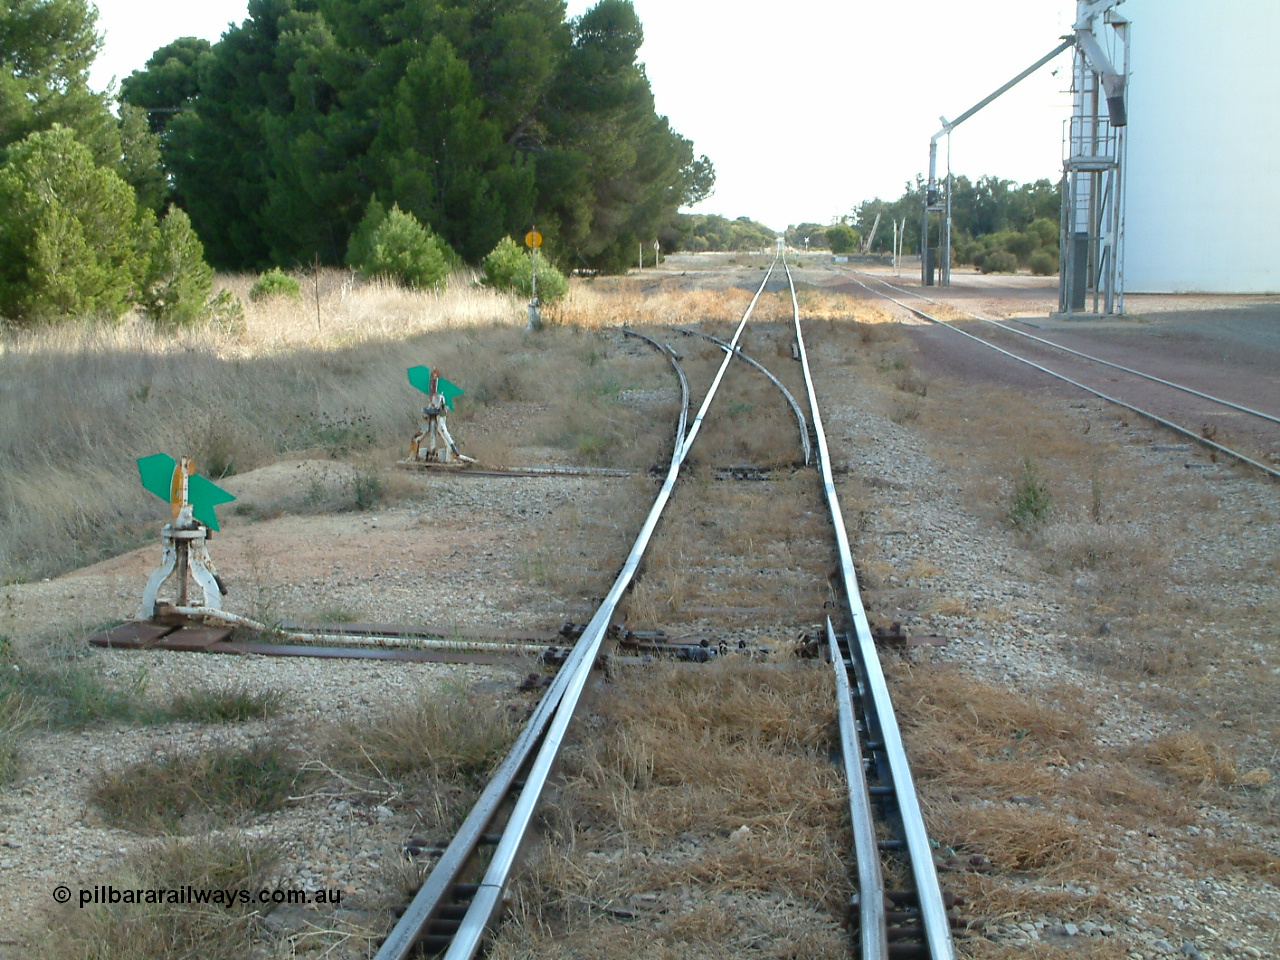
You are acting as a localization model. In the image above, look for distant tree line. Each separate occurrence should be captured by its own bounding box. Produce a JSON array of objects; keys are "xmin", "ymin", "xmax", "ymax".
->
[
  {"xmin": 674, "ymin": 214, "xmax": 775, "ymax": 253},
  {"xmin": 853, "ymin": 175, "xmax": 1062, "ymax": 274},
  {"xmin": 0, "ymin": 0, "xmax": 711, "ymax": 326}
]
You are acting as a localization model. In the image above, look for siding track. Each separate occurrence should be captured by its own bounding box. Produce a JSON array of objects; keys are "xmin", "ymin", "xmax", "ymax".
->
[{"xmin": 374, "ymin": 256, "xmax": 956, "ymax": 960}]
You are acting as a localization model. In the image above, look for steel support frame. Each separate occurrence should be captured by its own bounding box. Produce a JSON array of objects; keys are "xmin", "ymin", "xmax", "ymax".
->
[{"xmin": 1059, "ymin": 3, "xmax": 1129, "ymax": 316}]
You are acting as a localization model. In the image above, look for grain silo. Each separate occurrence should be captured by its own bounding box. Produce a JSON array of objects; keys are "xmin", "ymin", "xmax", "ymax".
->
[{"xmin": 1121, "ymin": 0, "xmax": 1280, "ymax": 294}]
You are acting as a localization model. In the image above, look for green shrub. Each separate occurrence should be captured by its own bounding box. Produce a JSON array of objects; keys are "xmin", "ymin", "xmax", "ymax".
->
[
  {"xmin": 345, "ymin": 197, "xmax": 386, "ymax": 273},
  {"xmin": 1001, "ymin": 230, "xmax": 1038, "ymax": 264},
  {"xmin": 139, "ymin": 205, "xmax": 215, "ymax": 327},
  {"xmin": 1028, "ymin": 249, "xmax": 1059, "ymax": 276},
  {"xmin": 481, "ymin": 236, "xmax": 568, "ymax": 302},
  {"xmin": 347, "ymin": 201, "xmax": 452, "ymax": 290},
  {"xmin": 0, "ymin": 126, "xmax": 147, "ymax": 324},
  {"xmin": 1028, "ymin": 217, "xmax": 1059, "ymax": 248},
  {"xmin": 826, "ymin": 223, "xmax": 858, "ymax": 254},
  {"xmin": 1009, "ymin": 459, "xmax": 1053, "ymax": 530},
  {"xmin": 248, "ymin": 267, "xmax": 301, "ymax": 302},
  {"xmin": 980, "ymin": 250, "xmax": 1018, "ymax": 274},
  {"xmin": 953, "ymin": 240, "xmax": 980, "ymax": 265}
]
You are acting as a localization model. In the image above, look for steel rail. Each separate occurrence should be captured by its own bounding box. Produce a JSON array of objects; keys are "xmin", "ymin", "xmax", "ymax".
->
[
  {"xmin": 786, "ymin": 258, "xmax": 956, "ymax": 960},
  {"xmin": 623, "ymin": 327, "xmax": 691, "ymax": 449},
  {"xmin": 374, "ymin": 260, "xmax": 781, "ymax": 960},
  {"xmin": 678, "ymin": 259, "xmax": 779, "ymax": 462},
  {"xmin": 171, "ymin": 605, "xmax": 555, "ymax": 655},
  {"xmin": 374, "ymin": 311, "xmax": 703, "ymax": 960},
  {"xmin": 860, "ymin": 271, "xmax": 1280, "ymax": 428},
  {"xmin": 841, "ymin": 272, "xmax": 1280, "ymax": 482},
  {"xmin": 825, "ymin": 616, "xmax": 886, "ymax": 957},
  {"xmin": 674, "ymin": 326, "xmax": 812, "ymax": 465}
]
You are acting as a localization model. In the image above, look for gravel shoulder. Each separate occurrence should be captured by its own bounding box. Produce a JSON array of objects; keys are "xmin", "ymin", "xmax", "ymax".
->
[{"xmin": 0, "ymin": 256, "xmax": 1276, "ymax": 959}]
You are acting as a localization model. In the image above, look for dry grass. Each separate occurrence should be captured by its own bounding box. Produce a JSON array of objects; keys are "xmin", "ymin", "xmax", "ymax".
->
[
  {"xmin": 36, "ymin": 835, "xmax": 280, "ymax": 960},
  {"xmin": 326, "ymin": 680, "xmax": 516, "ymax": 785},
  {"xmin": 1188, "ymin": 837, "xmax": 1280, "ymax": 878},
  {"xmin": 620, "ymin": 470, "xmax": 829, "ymax": 628},
  {"xmin": 933, "ymin": 801, "xmax": 1104, "ymax": 874},
  {"xmin": 1130, "ymin": 730, "xmax": 1242, "ymax": 792},
  {"xmin": 92, "ymin": 740, "xmax": 304, "ymax": 834},
  {"xmin": 549, "ymin": 279, "xmax": 758, "ymax": 330},
  {"xmin": 325, "ymin": 680, "xmax": 520, "ymax": 848},
  {"xmin": 887, "ymin": 662, "xmax": 1201, "ymax": 836},
  {"xmin": 491, "ymin": 658, "xmax": 853, "ymax": 957},
  {"xmin": 0, "ymin": 275, "xmax": 676, "ymax": 581}
]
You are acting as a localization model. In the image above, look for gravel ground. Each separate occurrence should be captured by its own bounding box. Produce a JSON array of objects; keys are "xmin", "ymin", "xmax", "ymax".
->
[{"xmin": 0, "ymin": 256, "xmax": 1275, "ymax": 959}]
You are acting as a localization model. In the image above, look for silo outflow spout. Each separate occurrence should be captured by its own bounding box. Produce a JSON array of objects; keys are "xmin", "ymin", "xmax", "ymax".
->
[{"xmin": 1076, "ymin": 16, "xmax": 1128, "ymax": 126}]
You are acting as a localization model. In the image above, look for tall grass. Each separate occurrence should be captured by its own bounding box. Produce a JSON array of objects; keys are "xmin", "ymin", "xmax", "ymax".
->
[
  {"xmin": 0, "ymin": 265, "xmax": 863, "ymax": 583},
  {"xmin": 0, "ymin": 271, "xmax": 524, "ymax": 582}
]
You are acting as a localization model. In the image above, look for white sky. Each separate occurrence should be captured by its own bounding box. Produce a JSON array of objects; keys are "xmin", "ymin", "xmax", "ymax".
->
[{"xmin": 88, "ymin": 0, "xmax": 1081, "ymax": 231}]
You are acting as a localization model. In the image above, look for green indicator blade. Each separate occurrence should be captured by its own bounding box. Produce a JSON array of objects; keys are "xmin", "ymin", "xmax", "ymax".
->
[
  {"xmin": 137, "ymin": 453, "xmax": 177, "ymax": 502},
  {"xmin": 407, "ymin": 365, "xmax": 433, "ymax": 395},
  {"xmin": 436, "ymin": 376, "xmax": 464, "ymax": 411},
  {"xmin": 188, "ymin": 474, "xmax": 236, "ymax": 532}
]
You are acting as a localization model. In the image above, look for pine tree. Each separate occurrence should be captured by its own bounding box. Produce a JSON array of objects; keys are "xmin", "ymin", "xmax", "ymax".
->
[
  {"xmin": 139, "ymin": 205, "xmax": 215, "ymax": 327},
  {"xmin": 122, "ymin": 0, "xmax": 714, "ymax": 273},
  {"xmin": 0, "ymin": 0, "xmax": 120, "ymax": 165},
  {"xmin": 0, "ymin": 126, "xmax": 146, "ymax": 323}
]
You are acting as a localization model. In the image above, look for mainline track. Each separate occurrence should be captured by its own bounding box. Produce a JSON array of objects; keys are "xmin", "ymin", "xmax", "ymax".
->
[
  {"xmin": 842, "ymin": 269, "xmax": 1280, "ymax": 482},
  {"xmin": 374, "ymin": 256, "xmax": 955, "ymax": 960}
]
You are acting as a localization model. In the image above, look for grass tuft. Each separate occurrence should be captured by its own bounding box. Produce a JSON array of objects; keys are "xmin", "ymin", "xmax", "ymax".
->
[
  {"xmin": 327, "ymin": 681, "xmax": 515, "ymax": 784},
  {"xmin": 92, "ymin": 740, "xmax": 303, "ymax": 833},
  {"xmin": 169, "ymin": 682, "xmax": 285, "ymax": 723},
  {"xmin": 37, "ymin": 835, "xmax": 280, "ymax": 960}
]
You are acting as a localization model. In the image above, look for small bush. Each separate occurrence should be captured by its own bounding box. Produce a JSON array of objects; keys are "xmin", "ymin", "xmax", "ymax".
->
[
  {"xmin": 1000, "ymin": 230, "xmax": 1038, "ymax": 264},
  {"xmin": 0, "ymin": 127, "xmax": 150, "ymax": 324},
  {"xmin": 350, "ymin": 464, "xmax": 385, "ymax": 511},
  {"xmin": 1027, "ymin": 217, "xmax": 1058, "ymax": 248},
  {"xmin": 348, "ymin": 201, "xmax": 452, "ymax": 290},
  {"xmin": 139, "ymin": 205, "xmax": 215, "ymax": 327},
  {"xmin": 1009, "ymin": 458, "xmax": 1052, "ymax": 530},
  {"xmin": 481, "ymin": 236, "xmax": 568, "ymax": 303},
  {"xmin": 93, "ymin": 741, "xmax": 303, "ymax": 833},
  {"xmin": 248, "ymin": 267, "xmax": 301, "ymax": 302},
  {"xmin": 980, "ymin": 250, "xmax": 1018, "ymax": 274},
  {"xmin": 169, "ymin": 682, "xmax": 284, "ymax": 723},
  {"xmin": 1028, "ymin": 249, "xmax": 1059, "ymax": 276}
]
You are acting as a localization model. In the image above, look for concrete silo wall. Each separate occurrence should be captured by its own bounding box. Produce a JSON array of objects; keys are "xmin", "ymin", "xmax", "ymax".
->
[{"xmin": 1123, "ymin": 0, "xmax": 1280, "ymax": 293}]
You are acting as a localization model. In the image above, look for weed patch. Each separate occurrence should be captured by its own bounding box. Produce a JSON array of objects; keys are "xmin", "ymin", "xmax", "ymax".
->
[
  {"xmin": 169, "ymin": 682, "xmax": 284, "ymax": 723},
  {"xmin": 0, "ymin": 647, "xmax": 162, "ymax": 728},
  {"xmin": 93, "ymin": 741, "xmax": 303, "ymax": 833},
  {"xmin": 327, "ymin": 681, "xmax": 515, "ymax": 784},
  {"xmin": 37, "ymin": 835, "xmax": 280, "ymax": 960},
  {"xmin": 1009, "ymin": 458, "xmax": 1053, "ymax": 530}
]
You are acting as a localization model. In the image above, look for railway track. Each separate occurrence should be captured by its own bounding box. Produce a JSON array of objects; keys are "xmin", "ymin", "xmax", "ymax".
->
[
  {"xmin": 374, "ymin": 255, "xmax": 957, "ymax": 960},
  {"xmin": 839, "ymin": 269, "xmax": 1280, "ymax": 481}
]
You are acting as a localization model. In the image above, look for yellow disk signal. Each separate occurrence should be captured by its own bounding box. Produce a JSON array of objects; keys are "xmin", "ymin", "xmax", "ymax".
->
[{"xmin": 525, "ymin": 229, "xmax": 543, "ymax": 249}]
